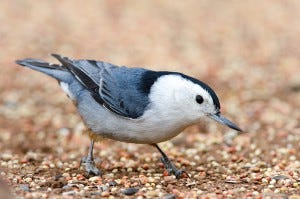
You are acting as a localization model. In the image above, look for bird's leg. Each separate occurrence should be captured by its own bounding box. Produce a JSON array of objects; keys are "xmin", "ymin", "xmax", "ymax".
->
[
  {"xmin": 80, "ymin": 140, "xmax": 101, "ymax": 176},
  {"xmin": 152, "ymin": 144, "xmax": 188, "ymax": 179}
]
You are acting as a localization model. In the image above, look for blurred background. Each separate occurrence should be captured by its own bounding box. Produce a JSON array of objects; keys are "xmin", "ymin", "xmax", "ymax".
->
[{"xmin": 0, "ymin": 1, "xmax": 300, "ymax": 198}]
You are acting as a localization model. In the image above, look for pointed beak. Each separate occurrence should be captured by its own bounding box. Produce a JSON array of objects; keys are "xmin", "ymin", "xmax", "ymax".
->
[{"xmin": 209, "ymin": 113, "xmax": 242, "ymax": 132}]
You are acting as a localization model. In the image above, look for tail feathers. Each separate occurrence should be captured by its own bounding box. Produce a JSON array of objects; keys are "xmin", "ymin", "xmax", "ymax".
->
[{"xmin": 16, "ymin": 58, "xmax": 72, "ymax": 83}]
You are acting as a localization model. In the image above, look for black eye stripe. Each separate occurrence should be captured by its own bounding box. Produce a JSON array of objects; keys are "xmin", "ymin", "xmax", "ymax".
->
[{"xmin": 196, "ymin": 95, "xmax": 204, "ymax": 104}]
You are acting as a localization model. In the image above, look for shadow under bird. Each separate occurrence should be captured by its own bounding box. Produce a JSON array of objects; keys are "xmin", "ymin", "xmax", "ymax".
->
[{"xmin": 16, "ymin": 54, "xmax": 242, "ymax": 178}]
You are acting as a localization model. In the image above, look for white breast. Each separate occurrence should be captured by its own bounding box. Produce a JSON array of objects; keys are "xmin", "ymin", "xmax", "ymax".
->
[
  {"xmin": 78, "ymin": 100, "xmax": 190, "ymax": 143},
  {"xmin": 77, "ymin": 95, "xmax": 193, "ymax": 143}
]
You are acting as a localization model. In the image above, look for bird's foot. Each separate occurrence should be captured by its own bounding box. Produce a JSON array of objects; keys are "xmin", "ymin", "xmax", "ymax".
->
[
  {"xmin": 80, "ymin": 156, "xmax": 101, "ymax": 176},
  {"xmin": 160, "ymin": 157, "xmax": 189, "ymax": 179}
]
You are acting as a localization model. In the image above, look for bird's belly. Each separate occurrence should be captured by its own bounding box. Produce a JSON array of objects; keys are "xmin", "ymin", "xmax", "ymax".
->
[
  {"xmin": 77, "ymin": 93, "xmax": 189, "ymax": 144},
  {"xmin": 108, "ymin": 125, "xmax": 185, "ymax": 144},
  {"xmin": 90, "ymin": 116, "xmax": 186, "ymax": 144}
]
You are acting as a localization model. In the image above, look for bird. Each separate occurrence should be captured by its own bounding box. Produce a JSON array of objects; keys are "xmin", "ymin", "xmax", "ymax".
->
[{"xmin": 16, "ymin": 54, "xmax": 242, "ymax": 179}]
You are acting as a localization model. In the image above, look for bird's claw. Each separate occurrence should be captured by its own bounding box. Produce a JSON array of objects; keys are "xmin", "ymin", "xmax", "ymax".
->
[
  {"xmin": 173, "ymin": 169, "xmax": 189, "ymax": 179},
  {"xmin": 80, "ymin": 156, "xmax": 102, "ymax": 176},
  {"xmin": 160, "ymin": 157, "xmax": 189, "ymax": 179}
]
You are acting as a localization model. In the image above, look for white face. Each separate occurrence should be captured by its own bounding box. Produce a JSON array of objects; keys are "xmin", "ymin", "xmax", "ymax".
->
[
  {"xmin": 149, "ymin": 75, "xmax": 219, "ymax": 123},
  {"xmin": 173, "ymin": 77, "xmax": 218, "ymax": 119}
]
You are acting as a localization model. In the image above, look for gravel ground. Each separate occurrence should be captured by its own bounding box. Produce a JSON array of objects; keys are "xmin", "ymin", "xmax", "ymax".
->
[{"xmin": 1, "ymin": 1, "xmax": 300, "ymax": 198}]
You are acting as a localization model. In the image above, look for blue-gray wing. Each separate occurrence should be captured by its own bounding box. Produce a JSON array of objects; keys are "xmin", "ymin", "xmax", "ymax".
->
[
  {"xmin": 52, "ymin": 54, "xmax": 150, "ymax": 119},
  {"xmin": 99, "ymin": 65, "xmax": 151, "ymax": 118}
]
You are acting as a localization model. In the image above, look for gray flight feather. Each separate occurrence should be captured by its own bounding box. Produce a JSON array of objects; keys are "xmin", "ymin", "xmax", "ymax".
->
[{"xmin": 98, "ymin": 65, "xmax": 150, "ymax": 118}]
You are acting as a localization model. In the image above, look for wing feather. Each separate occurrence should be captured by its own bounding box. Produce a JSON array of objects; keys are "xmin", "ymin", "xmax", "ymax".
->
[{"xmin": 52, "ymin": 54, "xmax": 150, "ymax": 119}]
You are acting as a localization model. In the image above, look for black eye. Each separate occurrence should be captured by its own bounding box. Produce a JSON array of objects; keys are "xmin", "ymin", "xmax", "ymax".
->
[{"xmin": 196, "ymin": 95, "xmax": 204, "ymax": 104}]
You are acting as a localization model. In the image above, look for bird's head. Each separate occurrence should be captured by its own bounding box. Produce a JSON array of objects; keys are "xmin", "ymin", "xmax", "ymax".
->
[{"xmin": 149, "ymin": 73, "xmax": 242, "ymax": 132}]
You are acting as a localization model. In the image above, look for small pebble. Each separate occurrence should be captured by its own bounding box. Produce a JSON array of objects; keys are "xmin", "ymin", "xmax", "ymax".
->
[
  {"xmin": 62, "ymin": 173, "xmax": 70, "ymax": 178},
  {"xmin": 1, "ymin": 153, "xmax": 13, "ymax": 161},
  {"xmin": 139, "ymin": 175, "xmax": 148, "ymax": 184},
  {"xmin": 262, "ymin": 178, "xmax": 269, "ymax": 184},
  {"xmin": 272, "ymin": 175, "xmax": 289, "ymax": 180},
  {"xmin": 108, "ymin": 181, "xmax": 117, "ymax": 186},
  {"xmin": 147, "ymin": 190, "xmax": 158, "ymax": 197},
  {"xmin": 121, "ymin": 187, "xmax": 139, "ymax": 196},
  {"xmin": 164, "ymin": 176, "xmax": 176, "ymax": 183},
  {"xmin": 270, "ymin": 179, "xmax": 276, "ymax": 185},
  {"xmin": 24, "ymin": 177, "xmax": 32, "ymax": 183},
  {"xmin": 62, "ymin": 190, "xmax": 76, "ymax": 196},
  {"xmin": 274, "ymin": 189, "xmax": 281, "ymax": 194},
  {"xmin": 101, "ymin": 191, "xmax": 110, "ymax": 197},
  {"xmin": 251, "ymin": 167, "xmax": 260, "ymax": 172},
  {"xmin": 19, "ymin": 184, "xmax": 30, "ymax": 192},
  {"xmin": 111, "ymin": 187, "xmax": 118, "ymax": 192},
  {"xmin": 98, "ymin": 185, "xmax": 108, "ymax": 191},
  {"xmin": 252, "ymin": 191, "xmax": 259, "ymax": 195},
  {"xmin": 89, "ymin": 176, "xmax": 101, "ymax": 182}
]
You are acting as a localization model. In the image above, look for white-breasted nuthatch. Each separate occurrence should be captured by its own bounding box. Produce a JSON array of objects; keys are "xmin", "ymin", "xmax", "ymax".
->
[{"xmin": 16, "ymin": 54, "xmax": 242, "ymax": 178}]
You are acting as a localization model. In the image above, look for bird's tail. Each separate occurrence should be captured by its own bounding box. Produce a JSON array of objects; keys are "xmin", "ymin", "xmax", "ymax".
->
[{"xmin": 15, "ymin": 57, "xmax": 72, "ymax": 83}]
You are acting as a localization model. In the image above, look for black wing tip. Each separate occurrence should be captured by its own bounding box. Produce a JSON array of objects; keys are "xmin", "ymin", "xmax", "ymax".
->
[
  {"xmin": 236, "ymin": 125, "xmax": 243, "ymax": 132},
  {"xmin": 51, "ymin": 53, "xmax": 65, "ymax": 62},
  {"xmin": 51, "ymin": 53, "xmax": 73, "ymax": 66},
  {"xmin": 15, "ymin": 59, "xmax": 24, "ymax": 65},
  {"xmin": 231, "ymin": 125, "xmax": 243, "ymax": 132},
  {"xmin": 51, "ymin": 53, "xmax": 62, "ymax": 59},
  {"xmin": 51, "ymin": 53, "xmax": 72, "ymax": 60}
]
